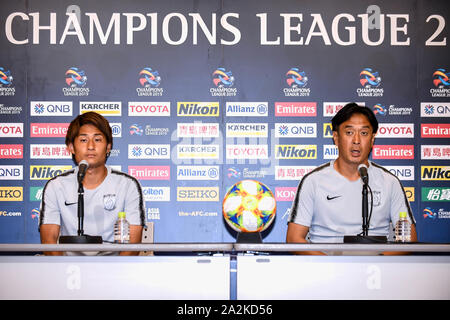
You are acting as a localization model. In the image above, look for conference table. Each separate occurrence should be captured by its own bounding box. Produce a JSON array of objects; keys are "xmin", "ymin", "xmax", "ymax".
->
[{"xmin": 0, "ymin": 243, "xmax": 449, "ymax": 300}]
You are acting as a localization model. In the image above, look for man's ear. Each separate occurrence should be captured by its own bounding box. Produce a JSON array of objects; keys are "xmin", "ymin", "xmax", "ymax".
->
[
  {"xmin": 332, "ymin": 130, "xmax": 338, "ymax": 145},
  {"xmin": 68, "ymin": 143, "xmax": 75, "ymax": 155},
  {"xmin": 106, "ymin": 143, "xmax": 112, "ymax": 154}
]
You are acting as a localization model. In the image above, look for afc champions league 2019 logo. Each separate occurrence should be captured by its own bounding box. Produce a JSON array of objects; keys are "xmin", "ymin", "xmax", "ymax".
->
[
  {"xmin": 0, "ymin": 67, "xmax": 13, "ymax": 87},
  {"xmin": 65, "ymin": 67, "xmax": 87, "ymax": 87},
  {"xmin": 139, "ymin": 67, "xmax": 161, "ymax": 87},
  {"xmin": 283, "ymin": 67, "xmax": 310, "ymax": 97},
  {"xmin": 63, "ymin": 67, "xmax": 90, "ymax": 96},
  {"xmin": 433, "ymin": 69, "xmax": 450, "ymax": 88},
  {"xmin": 136, "ymin": 67, "xmax": 164, "ymax": 96},
  {"xmin": 0, "ymin": 67, "xmax": 15, "ymax": 96},
  {"xmin": 430, "ymin": 68, "xmax": 450, "ymax": 97},
  {"xmin": 210, "ymin": 67, "xmax": 237, "ymax": 96},
  {"xmin": 357, "ymin": 67, "xmax": 383, "ymax": 97},
  {"xmin": 286, "ymin": 67, "xmax": 308, "ymax": 88}
]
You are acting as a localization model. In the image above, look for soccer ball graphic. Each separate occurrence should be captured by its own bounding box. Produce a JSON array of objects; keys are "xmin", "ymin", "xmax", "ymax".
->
[{"xmin": 223, "ymin": 180, "xmax": 276, "ymax": 233}]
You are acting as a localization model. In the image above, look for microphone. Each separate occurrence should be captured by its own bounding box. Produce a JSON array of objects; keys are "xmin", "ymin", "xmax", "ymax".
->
[
  {"xmin": 77, "ymin": 160, "xmax": 89, "ymax": 184},
  {"xmin": 358, "ymin": 163, "xmax": 369, "ymax": 185}
]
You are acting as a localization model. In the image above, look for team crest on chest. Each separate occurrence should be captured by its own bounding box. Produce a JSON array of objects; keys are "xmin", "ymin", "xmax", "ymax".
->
[
  {"xmin": 372, "ymin": 191, "xmax": 381, "ymax": 207},
  {"xmin": 103, "ymin": 194, "xmax": 116, "ymax": 210}
]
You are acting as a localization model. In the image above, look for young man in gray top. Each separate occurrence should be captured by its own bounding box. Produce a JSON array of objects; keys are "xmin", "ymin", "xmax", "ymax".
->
[
  {"xmin": 286, "ymin": 103, "xmax": 417, "ymax": 254},
  {"xmin": 39, "ymin": 112, "xmax": 146, "ymax": 255}
]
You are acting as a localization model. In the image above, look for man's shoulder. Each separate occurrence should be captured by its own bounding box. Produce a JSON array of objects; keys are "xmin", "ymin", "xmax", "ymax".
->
[
  {"xmin": 108, "ymin": 168, "xmax": 142, "ymax": 188},
  {"xmin": 304, "ymin": 162, "xmax": 332, "ymax": 180},
  {"xmin": 46, "ymin": 169, "xmax": 76, "ymax": 185}
]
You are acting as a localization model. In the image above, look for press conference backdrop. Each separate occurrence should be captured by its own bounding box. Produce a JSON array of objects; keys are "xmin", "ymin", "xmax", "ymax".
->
[{"xmin": 0, "ymin": 0, "xmax": 449, "ymax": 244}]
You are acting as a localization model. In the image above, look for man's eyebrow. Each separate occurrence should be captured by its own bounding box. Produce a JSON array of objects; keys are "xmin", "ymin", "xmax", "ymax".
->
[{"xmin": 343, "ymin": 125, "xmax": 371, "ymax": 129}]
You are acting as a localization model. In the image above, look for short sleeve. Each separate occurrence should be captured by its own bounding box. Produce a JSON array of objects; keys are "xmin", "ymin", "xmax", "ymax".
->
[
  {"xmin": 39, "ymin": 179, "xmax": 62, "ymax": 228},
  {"xmin": 123, "ymin": 178, "xmax": 146, "ymax": 226},
  {"xmin": 389, "ymin": 177, "xmax": 415, "ymax": 226},
  {"xmin": 288, "ymin": 175, "xmax": 315, "ymax": 227}
]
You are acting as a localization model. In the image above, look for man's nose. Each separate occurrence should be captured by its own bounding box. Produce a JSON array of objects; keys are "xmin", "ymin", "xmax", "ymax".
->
[
  {"xmin": 87, "ymin": 139, "xmax": 95, "ymax": 149},
  {"xmin": 352, "ymin": 133, "xmax": 361, "ymax": 144}
]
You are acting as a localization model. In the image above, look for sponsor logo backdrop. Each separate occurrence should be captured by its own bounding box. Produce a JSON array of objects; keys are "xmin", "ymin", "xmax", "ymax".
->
[{"xmin": 0, "ymin": 0, "xmax": 449, "ymax": 243}]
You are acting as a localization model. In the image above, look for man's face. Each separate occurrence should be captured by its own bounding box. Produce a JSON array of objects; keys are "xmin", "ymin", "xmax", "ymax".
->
[
  {"xmin": 68, "ymin": 124, "xmax": 111, "ymax": 169},
  {"xmin": 333, "ymin": 113, "xmax": 376, "ymax": 166}
]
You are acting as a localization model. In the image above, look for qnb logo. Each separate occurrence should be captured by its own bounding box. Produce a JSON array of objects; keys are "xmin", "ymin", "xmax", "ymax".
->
[
  {"xmin": 131, "ymin": 146, "xmax": 142, "ymax": 157},
  {"xmin": 0, "ymin": 67, "xmax": 13, "ymax": 87},
  {"xmin": 278, "ymin": 125, "xmax": 289, "ymax": 136},
  {"xmin": 360, "ymin": 68, "xmax": 381, "ymax": 88},
  {"xmin": 139, "ymin": 67, "xmax": 161, "ymax": 87},
  {"xmin": 286, "ymin": 68, "xmax": 308, "ymax": 88},
  {"xmin": 212, "ymin": 68, "xmax": 234, "ymax": 87},
  {"xmin": 65, "ymin": 67, "xmax": 87, "ymax": 87},
  {"xmin": 423, "ymin": 104, "xmax": 434, "ymax": 115},
  {"xmin": 433, "ymin": 69, "xmax": 450, "ymax": 88}
]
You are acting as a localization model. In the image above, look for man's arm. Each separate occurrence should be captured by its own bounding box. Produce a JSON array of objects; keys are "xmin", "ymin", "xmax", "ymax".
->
[
  {"xmin": 119, "ymin": 225, "xmax": 143, "ymax": 256},
  {"xmin": 286, "ymin": 222, "xmax": 325, "ymax": 255},
  {"xmin": 40, "ymin": 224, "xmax": 63, "ymax": 256}
]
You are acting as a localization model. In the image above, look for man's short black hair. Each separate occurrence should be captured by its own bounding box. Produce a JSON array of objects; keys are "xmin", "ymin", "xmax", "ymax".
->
[{"xmin": 331, "ymin": 102, "xmax": 378, "ymax": 133}]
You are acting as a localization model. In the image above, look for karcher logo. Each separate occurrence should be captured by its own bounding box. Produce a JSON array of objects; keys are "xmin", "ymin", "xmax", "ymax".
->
[
  {"xmin": 275, "ymin": 145, "xmax": 317, "ymax": 159},
  {"xmin": 177, "ymin": 102, "xmax": 219, "ymax": 116},
  {"xmin": 30, "ymin": 165, "xmax": 72, "ymax": 180},
  {"xmin": 421, "ymin": 166, "xmax": 450, "ymax": 181},
  {"xmin": 0, "ymin": 187, "xmax": 23, "ymax": 201}
]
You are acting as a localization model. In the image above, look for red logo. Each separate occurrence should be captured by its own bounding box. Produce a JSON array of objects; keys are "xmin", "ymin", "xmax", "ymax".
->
[
  {"xmin": 421, "ymin": 124, "xmax": 450, "ymax": 138},
  {"xmin": 0, "ymin": 144, "xmax": 23, "ymax": 159},
  {"xmin": 275, "ymin": 102, "xmax": 316, "ymax": 117},
  {"xmin": 128, "ymin": 166, "xmax": 170, "ymax": 180},
  {"xmin": 372, "ymin": 145, "xmax": 414, "ymax": 159},
  {"xmin": 30, "ymin": 123, "xmax": 69, "ymax": 137}
]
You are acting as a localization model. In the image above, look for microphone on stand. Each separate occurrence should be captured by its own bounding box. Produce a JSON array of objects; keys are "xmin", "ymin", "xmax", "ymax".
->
[
  {"xmin": 344, "ymin": 163, "xmax": 387, "ymax": 244},
  {"xmin": 358, "ymin": 163, "xmax": 369, "ymax": 185},
  {"xmin": 59, "ymin": 159, "xmax": 103, "ymax": 244},
  {"xmin": 77, "ymin": 159, "xmax": 89, "ymax": 184}
]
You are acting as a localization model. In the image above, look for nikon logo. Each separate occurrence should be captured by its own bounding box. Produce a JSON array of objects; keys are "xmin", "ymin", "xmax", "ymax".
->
[
  {"xmin": 421, "ymin": 166, "xmax": 450, "ymax": 181},
  {"xmin": 30, "ymin": 165, "xmax": 72, "ymax": 180},
  {"xmin": 275, "ymin": 145, "xmax": 317, "ymax": 159},
  {"xmin": 177, "ymin": 102, "xmax": 219, "ymax": 116},
  {"xmin": 0, "ymin": 187, "xmax": 23, "ymax": 201}
]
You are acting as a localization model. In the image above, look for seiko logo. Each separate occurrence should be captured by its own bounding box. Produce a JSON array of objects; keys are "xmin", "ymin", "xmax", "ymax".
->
[
  {"xmin": 0, "ymin": 187, "xmax": 23, "ymax": 201},
  {"xmin": 177, "ymin": 187, "xmax": 219, "ymax": 201}
]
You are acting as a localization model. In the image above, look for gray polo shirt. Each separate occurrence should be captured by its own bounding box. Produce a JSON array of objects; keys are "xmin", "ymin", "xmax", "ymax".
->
[
  {"xmin": 39, "ymin": 166, "xmax": 146, "ymax": 248},
  {"xmin": 288, "ymin": 161, "xmax": 415, "ymax": 243}
]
